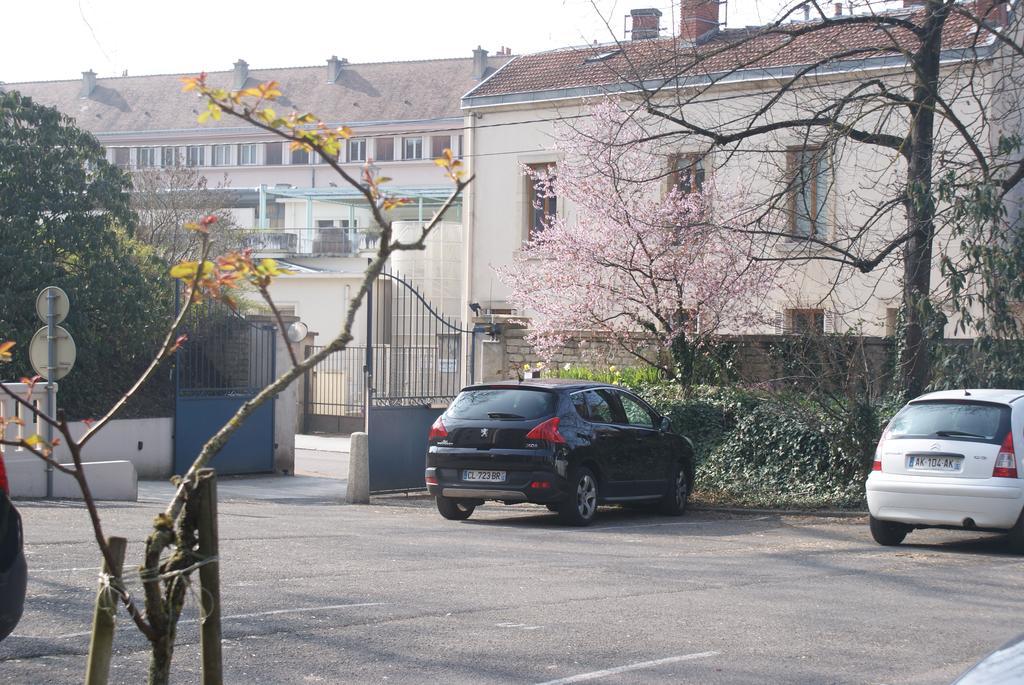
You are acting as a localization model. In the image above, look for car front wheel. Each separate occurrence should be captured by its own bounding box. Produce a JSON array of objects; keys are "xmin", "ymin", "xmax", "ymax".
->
[
  {"xmin": 658, "ymin": 463, "xmax": 689, "ymax": 516},
  {"xmin": 869, "ymin": 514, "xmax": 910, "ymax": 546},
  {"xmin": 558, "ymin": 466, "xmax": 598, "ymax": 526},
  {"xmin": 436, "ymin": 495, "xmax": 475, "ymax": 521}
]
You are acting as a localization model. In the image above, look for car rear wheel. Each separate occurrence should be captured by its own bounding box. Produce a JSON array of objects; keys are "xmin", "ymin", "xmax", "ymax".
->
[
  {"xmin": 558, "ymin": 466, "xmax": 598, "ymax": 526},
  {"xmin": 657, "ymin": 463, "xmax": 689, "ymax": 516},
  {"xmin": 1006, "ymin": 508, "xmax": 1024, "ymax": 554},
  {"xmin": 869, "ymin": 514, "xmax": 910, "ymax": 546},
  {"xmin": 435, "ymin": 495, "xmax": 475, "ymax": 521}
]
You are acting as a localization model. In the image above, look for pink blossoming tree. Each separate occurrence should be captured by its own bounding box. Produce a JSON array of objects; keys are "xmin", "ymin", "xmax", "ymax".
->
[{"xmin": 497, "ymin": 99, "xmax": 777, "ymax": 380}]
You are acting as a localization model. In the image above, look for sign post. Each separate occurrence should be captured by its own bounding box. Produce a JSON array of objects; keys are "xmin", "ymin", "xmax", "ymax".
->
[{"xmin": 31, "ymin": 287, "xmax": 74, "ymax": 498}]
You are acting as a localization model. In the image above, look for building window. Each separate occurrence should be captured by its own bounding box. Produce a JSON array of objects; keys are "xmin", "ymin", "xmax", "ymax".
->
[
  {"xmin": 239, "ymin": 143, "xmax": 258, "ymax": 166},
  {"xmin": 431, "ymin": 135, "xmax": 451, "ymax": 159},
  {"xmin": 673, "ymin": 309, "xmax": 698, "ymax": 337},
  {"xmin": 111, "ymin": 147, "xmax": 131, "ymax": 168},
  {"xmin": 291, "ymin": 147, "xmax": 310, "ymax": 165},
  {"xmin": 348, "ymin": 138, "xmax": 366, "ymax": 163},
  {"xmin": 669, "ymin": 154, "xmax": 704, "ymax": 194},
  {"xmin": 403, "ymin": 137, "xmax": 423, "ymax": 160},
  {"xmin": 136, "ymin": 147, "xmax": 156, "ymax": 168},
  {"xmin": 784, "ymin": 308, "xmax": 825, "ymax": 335},
  {"xmin": 437, "ymin": 334, "xmax": 460, "ymax": 374},
  {"xmin": 212, "ymin": 144, "xmax": 232, "ymax": 166},
  {"xmin": 161, "ymin": 146, "xmax": 178, "ymax": 168},
  {"xmin": 185, "ymin": 145, "xmax": 205, "ymax": 167},
  {"xmin": 374, "ymin": 137, "xmax": 394, "ymax": 162},
  {"xmin": 265, "ymin": 142, "xmax": 282, "ymax": 166},
  {"xmin": 526, "ymin": 163, "xmax": 557, "ymax": 239},
  {"xmin": 789, "ymin": 147, "xmax": 829, "ymax": 238}
]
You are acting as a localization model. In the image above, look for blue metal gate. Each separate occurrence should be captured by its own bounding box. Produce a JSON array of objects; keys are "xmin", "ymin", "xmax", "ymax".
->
[
  {"xmin": 174, "ymin": 299, "xmax": 276, "ymax": 475},
  {"xmin": 367, "ymin": 270, "xmax": 475, "ymax": 492}
]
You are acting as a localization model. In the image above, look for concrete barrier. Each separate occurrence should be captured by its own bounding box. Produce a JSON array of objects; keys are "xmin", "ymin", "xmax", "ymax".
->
[
  {"xmin": 53, "ymin": 460, "xmax": 138, "ymax": 501},
  {"xmin": 8, "ymin": 456, "xmax": 137, "ymax": 501},
  {"xmin": 51, "ymin": 417, "xmax": 172, "ymax": 479},
  {"xmin": 347, "ymin": 432, "xmax": 369, "ymax": 504},
  {"xmin": 5, "ymin": 453, "xmax": 47, "ymax": 498}
]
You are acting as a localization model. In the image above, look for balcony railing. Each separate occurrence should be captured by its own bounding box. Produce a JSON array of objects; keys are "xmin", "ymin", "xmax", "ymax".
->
[{"xmin": 241, "ymin": 228, "xmax": 380, "ymax": 257}]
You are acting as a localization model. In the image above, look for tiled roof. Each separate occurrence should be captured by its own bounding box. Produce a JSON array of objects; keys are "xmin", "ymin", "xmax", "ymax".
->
[
  {"xmin": 465, "ymin": 9, "xmax": 995, "ymax": 102},
  {"xmin": 3, "ymin": 56, "xmax": 510, "ymax": 135}
]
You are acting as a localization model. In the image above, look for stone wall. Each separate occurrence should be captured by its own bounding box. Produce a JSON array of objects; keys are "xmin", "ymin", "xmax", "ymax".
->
[{"xmin": 478, "ymin": 318, "xmax": 897, "ymax": 392}]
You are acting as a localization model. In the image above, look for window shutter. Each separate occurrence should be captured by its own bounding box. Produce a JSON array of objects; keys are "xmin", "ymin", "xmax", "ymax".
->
[
  {"xmin": 774, "ymin": 311, "xmax": 786, "ymax": 335},
  {"xmin": 824, "ymin": 310, "xmax": 836, "ymax": 334}
]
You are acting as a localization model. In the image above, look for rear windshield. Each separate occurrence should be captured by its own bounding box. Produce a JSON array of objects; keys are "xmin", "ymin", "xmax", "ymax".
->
[
  {"xmin": 888, "ymin": 401, "xmax": 1010, "ymax": 444},
  {"xmin": 446, "ymin": 388, "xmax": 557, "ymax": 420}
]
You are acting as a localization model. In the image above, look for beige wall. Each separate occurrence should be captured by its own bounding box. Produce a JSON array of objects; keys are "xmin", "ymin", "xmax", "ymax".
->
[{"xmin": 463, "ymin": 58, "xmax": 1018, "ymax": 339}]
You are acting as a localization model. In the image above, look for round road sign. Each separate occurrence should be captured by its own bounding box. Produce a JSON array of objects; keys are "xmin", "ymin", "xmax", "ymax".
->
[
  {"xmin": 29, "ymin": 326, "xmax": 77, "ymax": 381},
  {"xmin": 35, "ymin": 287, "xmax": 70, "ymax": 325}
]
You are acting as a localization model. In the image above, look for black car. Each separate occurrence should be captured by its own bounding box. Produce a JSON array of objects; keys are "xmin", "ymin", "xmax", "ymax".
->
[
  {"xmin": 0, "ymin": 450, "xmax": 27, "ymax": 642},
  {"xmin": 425, "ymin": 380, "xmax": 695, "ymax": 526}
]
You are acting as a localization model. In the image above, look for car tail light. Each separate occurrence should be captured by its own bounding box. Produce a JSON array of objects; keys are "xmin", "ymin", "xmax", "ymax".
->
[
  {"xmin": 525, "ymin": 417, "xmax": 566, "ymax": 444},
  {"xmin": 872, "ymin": 427, "xmax": 889, "ymax": 472},
  {"xmin": 530, "ymin": 480, "xmax": 552, "ymax": 489},
  {"xmin": 0, "ymin": 450, "xmax": 8, "ymax": 495},
  {"xmin": 425, "ymin": 473, "xmax": 438, "ymax": 486},
  {"xmin": 993, "ymin": 432, "xmax": 1018, "ymax": 478},
  {"xmin": 428, "ymin": 416, "xmax": 448, "ymax": 441}
]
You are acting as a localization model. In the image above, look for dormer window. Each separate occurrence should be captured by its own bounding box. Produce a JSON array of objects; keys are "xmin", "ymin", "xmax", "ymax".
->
[{"xmin": 584, "ymin": 49, "xmax": 623, "ymax": 63}]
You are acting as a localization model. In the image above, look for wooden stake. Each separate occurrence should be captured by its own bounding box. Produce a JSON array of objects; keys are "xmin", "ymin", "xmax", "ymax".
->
[
  {"xmin": 196, "ymin": 469, "xmax": 223, "ymax": 685},
  {"xmin": 84, "ymin": 536, "xmax": 127, "ymax": 685}
]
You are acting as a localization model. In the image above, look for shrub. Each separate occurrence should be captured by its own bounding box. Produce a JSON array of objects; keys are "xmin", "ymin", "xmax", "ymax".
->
[{"xmin": 698, "ymin": 403, "xmax": 870, "ymax": 509}]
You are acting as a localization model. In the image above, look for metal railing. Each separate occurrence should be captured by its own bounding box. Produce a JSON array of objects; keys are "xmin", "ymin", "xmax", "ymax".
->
[
  {"xmin": 0, "ymin": 382, "xmax": 51, "ymax": 449},
  {"xmin": 240, "ymin": 228, "xmax": 380, "ymax": 256}
]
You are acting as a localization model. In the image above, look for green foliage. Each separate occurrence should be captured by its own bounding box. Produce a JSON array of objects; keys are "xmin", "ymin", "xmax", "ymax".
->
[
  {"xmin": 0, "ymin": 91, "xmax": 173, "ymax": 419},
  {"xmin": 698, "ymin": 403, "xmax": 870, "ymax": 508},
  {"xmin": 643, "ymin": 384, "xmax": 894, "ymax": 509},
  {"xmin": 670, "ymin": 336, "xmax": 738, "ymax": 386},
  {"xmin": 930, "ymin": 338, "xmax": 1024, "ymax": 390},
  {"xmin": 543, "ymin": 364, "xmax": 664, "ymax": 387}
]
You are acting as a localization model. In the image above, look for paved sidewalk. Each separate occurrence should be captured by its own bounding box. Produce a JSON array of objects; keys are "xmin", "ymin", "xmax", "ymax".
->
[
  {"xmin": 294, "ymin": 433, "xmax": 350, "ymax": 480},
  {"xmin": 137, "ymin": 433, "xmax": 353, "ymax": 503}
]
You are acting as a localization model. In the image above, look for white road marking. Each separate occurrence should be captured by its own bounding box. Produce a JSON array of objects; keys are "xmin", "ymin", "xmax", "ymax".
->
[
  {"xmin": 20, "ymin": 602, "xmax": 388, "ymax": 641},
  {"xmin": 534, "ymin": 651, "xmax": 720, "ymax": 685},
  {"xmin": 216, "ymin": 602, "xmax": 386, "ymax": 621}
]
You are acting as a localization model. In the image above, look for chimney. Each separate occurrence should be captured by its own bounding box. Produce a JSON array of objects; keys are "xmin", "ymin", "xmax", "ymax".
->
[
  {"xmin": 472, "ymin": 46, "xmax": 489, "ymax": 80},
  {"xmin": 975, "ymin": 0, "xmax": 1008, "ymax": 24},
  {"xmin": 326, "ymin": 55, "xmax": 347, "ymax": 84},
  {"xmin": 680, "ymin": 0, "xmax": 720, "ymax": 44},
  {"xmin": 80, "ymin": 70, "xmax": 97, "ymax": 98},
  {"xmin": 630, "ymin": 8, "xmax": 663, "ymax": 40},
  {"xmin": 834, "ymin": 2, "xmax": 843, "ymax": 16},
  {"xmin": 233, "ymin": 59, "xmax": 248, "ymax": 90}
]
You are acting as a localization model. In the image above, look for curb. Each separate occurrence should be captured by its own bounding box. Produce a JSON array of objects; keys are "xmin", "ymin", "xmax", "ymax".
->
[
  {"xmin": 691, "ymin": 505, "xmax": 867, "ymax": 518},
  {"xmin": 368, "ymin": 492, "xmax": 868, "ymax": 518}
]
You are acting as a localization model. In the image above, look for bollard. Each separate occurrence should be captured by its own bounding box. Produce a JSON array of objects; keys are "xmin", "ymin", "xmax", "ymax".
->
[{"xmin": 347, "ymin": 432, "xmax": 370, "ymax": 504}]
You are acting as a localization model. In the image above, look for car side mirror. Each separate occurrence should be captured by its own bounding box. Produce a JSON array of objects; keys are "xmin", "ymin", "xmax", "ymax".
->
[{"xmin": 659, "ymin": 417, "xmax": 671, "ymax": 433}]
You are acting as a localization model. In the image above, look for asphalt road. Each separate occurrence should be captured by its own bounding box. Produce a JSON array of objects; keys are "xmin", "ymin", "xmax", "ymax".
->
[{"xmin": 3, "ymin": 490, "xmax": 1023, "ymax": 684}]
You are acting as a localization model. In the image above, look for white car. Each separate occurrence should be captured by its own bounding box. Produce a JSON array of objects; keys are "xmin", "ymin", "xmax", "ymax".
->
[{"xmin": 866, "ymin": 389, "xmax": 1024, "ymax": 550}]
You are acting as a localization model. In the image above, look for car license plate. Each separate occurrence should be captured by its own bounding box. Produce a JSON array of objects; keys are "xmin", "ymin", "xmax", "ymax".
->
[
  {"xmin": 463, "ymin": 469, "xmax": 506, "ymax": 482},
  {"xmin": 907, "ymin": 455, "xmax": 963, "ymax": 472}
]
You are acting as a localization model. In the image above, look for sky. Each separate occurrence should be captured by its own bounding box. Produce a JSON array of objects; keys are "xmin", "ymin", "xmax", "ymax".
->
[{"xmin": 0, "ymin": 0, "xmax": 802, "ymax": 84}]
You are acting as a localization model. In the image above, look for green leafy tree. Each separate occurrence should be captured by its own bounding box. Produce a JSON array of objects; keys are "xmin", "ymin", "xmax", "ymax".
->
[{"xmin": 0, "ymin": 90, "xmax": 172, "ymax": 417}]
